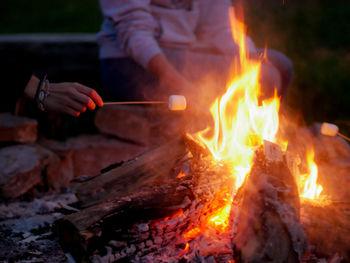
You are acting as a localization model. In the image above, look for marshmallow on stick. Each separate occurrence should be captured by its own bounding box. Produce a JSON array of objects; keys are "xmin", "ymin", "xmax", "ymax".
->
[
  {"xmin": 168, "ymin": 95, "xmax": 187, "ymax": 111},
  {"xmin": 321, "ymin": 122, "xmax": 339, "ymax": 136},
  {"xmin": 321, "ymin": 122, "xmax": 350, "ymax": 142}
]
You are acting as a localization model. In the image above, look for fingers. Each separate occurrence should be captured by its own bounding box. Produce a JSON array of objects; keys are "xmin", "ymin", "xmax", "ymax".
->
[
  {"xmin": 45, "ymin": 82, "xmax": 103, "ymax": 117},
  {"xmin": 74, "ymin": 83, "xmax": 104, "ymax": 107},
  {"xmin": 65, "ymin": 97, "xmax": 88, "ymax": 113},
  {"xmin": 44, "ymin": 95, "xmax": 83, "ymax": 117},
  {"xmin": 63, "ymin": 106, "xmax": 81, "ymax": 117},
  {"xmin": 70, "ymin": 90, "xmax": 96, "ymax": 110}
]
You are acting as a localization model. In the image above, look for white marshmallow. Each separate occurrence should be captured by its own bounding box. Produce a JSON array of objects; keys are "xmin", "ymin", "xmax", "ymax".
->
[
  {"xmin": 168, "ymin": 95, "xmax": 186, "ymax": 111},
  {"xmin": 321, "ymin": 122, "xmax": 339, "ymax": 136}
]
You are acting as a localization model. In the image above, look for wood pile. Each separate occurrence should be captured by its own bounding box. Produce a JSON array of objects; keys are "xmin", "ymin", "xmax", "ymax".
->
[{"xmin": 55, "ymin": 136, "xmax": 308, "ymax": 262}]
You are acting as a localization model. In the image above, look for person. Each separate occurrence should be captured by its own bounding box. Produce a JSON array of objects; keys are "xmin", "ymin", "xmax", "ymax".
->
[
  {"xmin": 22, "ymin": 74, "xmax": 103, "ymax": 117},
  {"xmin": 97, "ymin": 0, "xmax": 293, "ymax": 106}
]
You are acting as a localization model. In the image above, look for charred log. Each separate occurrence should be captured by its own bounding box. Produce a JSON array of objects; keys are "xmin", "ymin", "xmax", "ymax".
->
[
  {"xmin": 232, "ymin": 141, "xmax": 307, "ymax": 263},
  {"xmin": 54, "ymin": 137, "xmax": 193, "ymax": 261},
  {"xmin": 54, "ymin": 183, "xmax": 193, "ymax": 262},
  {"xmin": 75, "ymin": 137, "xmax": 186, "ymax": 208}
]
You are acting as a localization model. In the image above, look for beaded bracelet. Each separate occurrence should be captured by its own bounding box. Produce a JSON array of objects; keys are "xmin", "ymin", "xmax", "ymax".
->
[{"xmin": 35, "ymin": 75, "xmax": 50, "ymax": 111}]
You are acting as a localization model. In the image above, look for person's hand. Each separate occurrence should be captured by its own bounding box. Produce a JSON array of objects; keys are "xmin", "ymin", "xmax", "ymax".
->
[
  {"xmin": 44, "ymin": 82, "xmax": 104, "ymax": 116},
  {"xmin": 24, "ymin": 75, "xmax": 103, "ymax": 116},
  {"xmin": 147, "ymin": 54, "xmax": 194, "ymax": 94}
]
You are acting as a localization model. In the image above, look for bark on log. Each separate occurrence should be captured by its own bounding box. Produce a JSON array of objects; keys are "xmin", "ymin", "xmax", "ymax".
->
[
  {"xmin": 54, "ymin": 183, "xmax": 193, "ymax": 262},
  {"xmin": 232, "ymin": 142, "xmax": 307, "ymax": 263},
  {"xmin": 55, "ymin": 137, "xmax": 190, "ymax": 261},
  {"xmin": 75, "ymin": 137, "xmax": 186, "ymax": 208}
]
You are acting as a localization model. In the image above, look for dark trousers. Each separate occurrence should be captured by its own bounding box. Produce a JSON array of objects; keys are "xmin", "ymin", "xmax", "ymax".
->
[{"xmin": 100, "ymin": 58, "xmax": 160, "ymax": 101}]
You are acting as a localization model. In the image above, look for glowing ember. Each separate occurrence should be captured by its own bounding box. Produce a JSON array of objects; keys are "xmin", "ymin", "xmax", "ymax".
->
[
  {"xmin": 177, "ymin": 243, "xmax": 189, "ymax": 258},
  {"xmin": 299, "ymin": 148, "xmax": 323, "ymax": 200},
  {"xmin": 206, "ymin": 189, "xmax": 232, "ymax": 233},
  {"xmin": 183, "ymin": 227, "xmax": 202, "ymax": 241},
  {"xmin": 176, "ymin": 171, "xmax": 186, "ymax": 179}
]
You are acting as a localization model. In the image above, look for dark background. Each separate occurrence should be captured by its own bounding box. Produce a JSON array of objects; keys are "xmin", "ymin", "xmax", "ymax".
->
[{"xmin": 1, "ymin": 0, "xmax": 349, "ymax": 126}]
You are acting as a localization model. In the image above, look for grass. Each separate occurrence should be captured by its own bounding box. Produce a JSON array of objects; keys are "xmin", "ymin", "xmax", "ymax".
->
[{"xmin": 1, "ymin": 0, "xmax": 349, "ymax": 125}]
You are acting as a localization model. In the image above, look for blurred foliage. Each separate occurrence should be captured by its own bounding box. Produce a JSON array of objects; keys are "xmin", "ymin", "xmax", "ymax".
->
[
  {"xmin": 0, "ymin": 0, "xmax": 102, "ymax": 33},
  {"xmin": 242, "ymin": 0, "xmax": 350, "ymax": 124},
  {"xmin": 1, "ymin": 0, "xmax": 349, "ymax": 124}
]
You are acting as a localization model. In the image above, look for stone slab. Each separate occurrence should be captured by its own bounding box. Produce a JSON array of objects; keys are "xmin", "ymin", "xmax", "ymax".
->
[
  {"xmin": 0, "ymin": 113, "xmax": 38, "ymax": 143},
  {"xmin": 0, "ymin": 144, "xmax": 57, "ymax": 198},
  {"xmin": 95, "ymin": 105, "xmax": 186, "ymax": 146},
  {"xmin": 39, "ymin": 135, "xmax": 147, "ymax": 179}
]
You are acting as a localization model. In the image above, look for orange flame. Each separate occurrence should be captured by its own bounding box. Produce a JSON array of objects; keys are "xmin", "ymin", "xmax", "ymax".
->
[
  {"xmin": 183, "ymin": 187, "xmax": 233, "ymax": 241},
  {"xmin": 180, "ymin": 7, "xmax": 330, "ymax": 256},
  {"xmin": 299, "ymin": 148, "xmax": 323, "ymax": 200},
  {"xmin": 194, "ymin": 8, "xmax": 281, "ymax": 191},
  {"xmin": 183, "ymin": 227, "xmax": 202, "ymax": 241}
]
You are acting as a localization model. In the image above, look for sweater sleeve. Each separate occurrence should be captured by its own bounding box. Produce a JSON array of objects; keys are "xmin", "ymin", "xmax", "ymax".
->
[{"xmin": 99, "ymin": 0, "xmax": 163, "ymax": 68}]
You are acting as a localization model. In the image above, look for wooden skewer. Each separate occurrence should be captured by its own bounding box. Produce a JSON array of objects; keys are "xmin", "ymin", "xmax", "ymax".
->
[
  {"xmin": 103, "ymin": 95, "xmax": 187, "ymax": 111},
  {"xmin": 338, "ymin": 132, "xmax": 350, "ymax": 143},
  {"xmin": 104, "ymin": 101, "xmax": 167, "ymax": 105}
]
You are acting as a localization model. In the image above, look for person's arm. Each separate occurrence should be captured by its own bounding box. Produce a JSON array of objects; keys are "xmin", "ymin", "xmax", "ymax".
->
[
  {"xmin": 24, "ymin": 75, "xmax": 103, "ymax": 117},
  {"xmin": 100, "ymin": 0, "xmax": 162, "ymax": 68},
  {"xmin": 147, "ymin": 54, "xmax": 192, "ymax": 93},
  {"xmin": 100, "ymin": 0, "xmax": 193, "ymax": 92}
]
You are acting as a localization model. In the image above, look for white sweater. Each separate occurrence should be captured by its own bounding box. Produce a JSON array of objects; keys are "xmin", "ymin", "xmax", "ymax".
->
[{"xmin": 97, "ymin": 0, "xmax": 255, "ymax": 68}]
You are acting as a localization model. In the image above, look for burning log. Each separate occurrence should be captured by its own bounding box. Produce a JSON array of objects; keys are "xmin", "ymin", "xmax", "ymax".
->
[
  {"xmin": 75, "ymin": 137, "xmax": 186, "ymax": 208},
  {"xmin": 54, "ymin": 137, "xmax": 193, "ymax": 261},
  {"xmin": 232, "ymin": 141, "xmax": 307, "ymax": 263},
  {"xmin": 54, "ymin": 137, "xmax": 309, "ymax": 262},
  {"xmin": 54, "ymin": 183, "xmax": 193, "ymax": 262}
]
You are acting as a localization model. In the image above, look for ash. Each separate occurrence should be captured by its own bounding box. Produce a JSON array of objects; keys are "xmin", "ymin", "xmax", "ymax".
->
[{"xmin": 0, "ymin": 193, "xmax": 77, "ymax": 262}]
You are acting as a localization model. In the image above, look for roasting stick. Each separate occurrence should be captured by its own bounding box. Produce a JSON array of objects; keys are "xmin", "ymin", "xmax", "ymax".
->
[
  {"xmin": 103, "ymin": 95, "xmax": 187, "ymax": 111},
  {"xmin": 104, "ymin": 101, "xmax": 166, "ymax": 105},
  {"xmin": 321, "ymin": 122, "xmax": 350, "ymax": 142}
]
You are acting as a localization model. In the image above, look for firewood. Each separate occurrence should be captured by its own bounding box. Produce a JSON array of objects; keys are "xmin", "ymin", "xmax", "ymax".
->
[
  {"xmin": 75, "ymin": 137, "xmax": 186, "ymax": 208},
  {"xmin": 54, "ymin": 183, "xmax": 193, "ymax": 262},
  {"xmin": 232, "ymin": 142, "xmax": 307, "ymax": 263}
]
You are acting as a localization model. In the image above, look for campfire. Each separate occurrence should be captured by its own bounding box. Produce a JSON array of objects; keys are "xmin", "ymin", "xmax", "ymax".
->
[
  {"xmin": 50, "ymin": 8, "xmax": 350, "ymax": 263},
  {"xmin": 0, "ymin": 6, "xmax": 344, "ymax": 263}
]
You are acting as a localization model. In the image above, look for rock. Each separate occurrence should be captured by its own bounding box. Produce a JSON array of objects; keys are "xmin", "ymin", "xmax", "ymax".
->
[
  {"xmin": 313, "ymin": 135, "xmax": 350, "ymax": 163},
  {"xmin": 0, "ymin": 113, "xmax": 38, "ymax": 143},
  {"xmin": 46, "ymin": 151, "xmax": 74, "ymax": 191},
  {"xmin": 0, "ymin": 144, "xmax": 58, "ymax": 199},
  {"xmin": 95, "ymin": 105, "xmax": 154, "ymax": 145},
  {"xmin": 95, "ymin": 105, "xmax": 186, "ymax": 146},
  {"xmin": 39, "ymin": 135, "xmax": 146, "ymax": 178}
]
